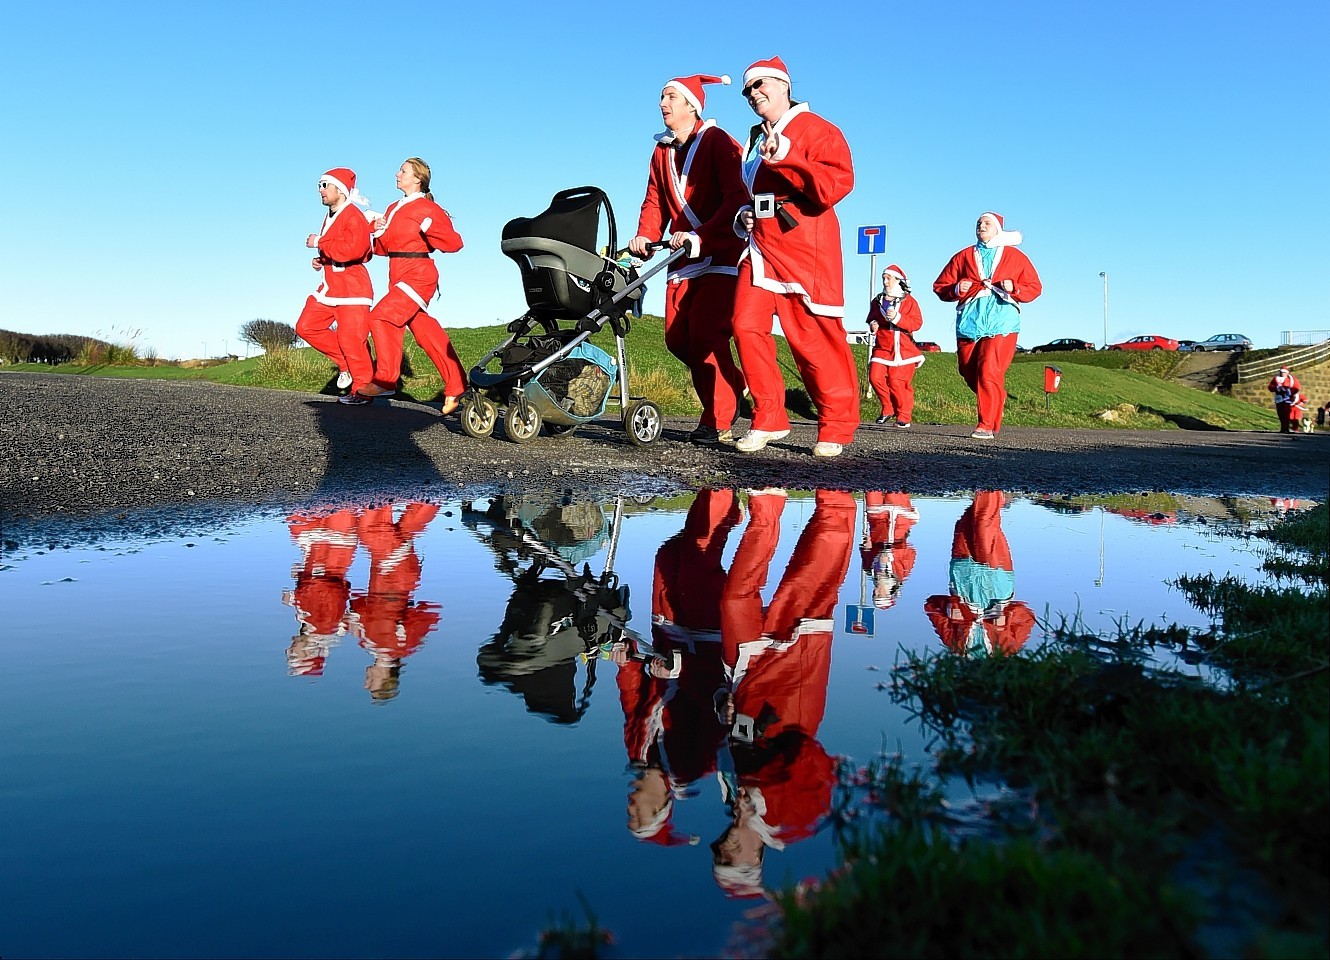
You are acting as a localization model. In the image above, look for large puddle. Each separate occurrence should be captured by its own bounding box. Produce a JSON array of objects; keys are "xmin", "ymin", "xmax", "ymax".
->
[{"xmin": 0, "ymin": 489, "xmax": 1310, "ymax": 958}]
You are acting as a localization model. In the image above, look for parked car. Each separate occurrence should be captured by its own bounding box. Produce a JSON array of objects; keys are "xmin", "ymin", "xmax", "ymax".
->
[
  {"xmin": 1177, "ymin": 340, "xmax": 1198, "ymax": 351},
  {"xmin": 916, "ymin": 341, "xmax": 943, "ymax": 352},
  {"xmin": 1189, "ymin": 333, "xmax": 1252, "ymax": 352},
  {"xmin": 1030, "ymin": 337, "xmax": 1095, "ymax": 353},
  {"xmin": 1107, "ymin": 335, "xmax": 1179, "ymax": 351}
]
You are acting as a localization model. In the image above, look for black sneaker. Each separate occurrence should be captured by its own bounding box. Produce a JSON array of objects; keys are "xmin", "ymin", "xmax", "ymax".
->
[
  {"xmin": 875, "ymin": 415, "xmax": 894, "ymax": 425},
  {"xmin": 338, "ymin": 393, "xmax": 372, "ymax": 406},
  {"xmin": 689, "ymin": 425, "xmax": 721, "ymax": 444}
]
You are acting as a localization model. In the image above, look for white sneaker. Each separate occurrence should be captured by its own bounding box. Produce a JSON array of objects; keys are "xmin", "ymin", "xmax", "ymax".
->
[
  {"xmin": 812, "ymin": 441, "xmax": 843, "ymax": 458},
  {"xmin": 735, "ymin": 428, "xmax": 790, "ymax": 453},
  {"xmin": 336, "ymin": 370, "xmax": 353, "ymax": 390}
]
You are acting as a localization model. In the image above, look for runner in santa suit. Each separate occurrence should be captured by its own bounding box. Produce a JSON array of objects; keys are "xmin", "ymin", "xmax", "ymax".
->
[
  {"xmin": 923, "ymin": 491, "xmax": 1035, "ymax": 656},
  {"xmin": 1267, "ymin": 367, "xmax": 1302, "ymax": 434},
  {"xmin": 349, "ymin": 502, "xmax": 442, "ymax": 701},
  {"xmin": 282, "ymin": 507, "xmax": 361, "ymax": 677},
  {"xmin": 933, "ymin": 212, "xmax": 1042, "ymax": 439},
  {"xmin": 859, "ymin": 492, "xmax": 919, "ymax": 612},
  {"xmin": 730, "ymin": 56, "xmax": 858, "ymax": 459},
  {"xmin": 628, "ymin": 74, "xmax": 749, "ymax": 446},
  {"xmin": 710, "ymin": 489, "xmax": 854, "ymax": 896},
  {"xmin": 349, "ymin": 158, "xmax": 466, "ymax": 413},
  {"xmin": 294, "ymin": 167, "xmax": 375, "ymax": 401},
  {"xmin": 866, "ymin": 264, "xmax": 925, "ymax": 428}
]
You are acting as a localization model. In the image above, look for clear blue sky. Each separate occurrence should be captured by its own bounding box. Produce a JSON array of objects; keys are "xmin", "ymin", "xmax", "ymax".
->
[{"xmin": 2, "ymin": 0, "xmax": 1324, "ymax": 360}]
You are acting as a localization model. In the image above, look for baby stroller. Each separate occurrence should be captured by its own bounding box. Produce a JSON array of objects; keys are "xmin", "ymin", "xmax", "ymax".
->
[
  {"xmin": 463, "ymin": 495, "xmax": 644, "ymax": 724},
  {"xmin": 460, "ymin": 186, "xmax": 687, "ymax": 445}
]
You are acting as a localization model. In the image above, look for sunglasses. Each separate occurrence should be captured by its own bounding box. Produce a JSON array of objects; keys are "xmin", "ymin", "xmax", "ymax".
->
[
  {"xmin": 742, "ymin": 78, "xmax": 769, "ymax": 97},
  {"xmin": 317, "ymin": 180, "xmax": 332, "ymax": 189}
]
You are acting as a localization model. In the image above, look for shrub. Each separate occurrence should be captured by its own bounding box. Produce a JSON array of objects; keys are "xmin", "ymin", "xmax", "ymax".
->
[{"xmin": 240, "ymin": 318, "xmax": 298, "ymax": 354}]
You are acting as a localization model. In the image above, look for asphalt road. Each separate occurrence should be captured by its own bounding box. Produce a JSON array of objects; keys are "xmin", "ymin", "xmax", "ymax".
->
[{"xmin": 2, "ymin": 371, "xmax": 1326, "ymax": 542}]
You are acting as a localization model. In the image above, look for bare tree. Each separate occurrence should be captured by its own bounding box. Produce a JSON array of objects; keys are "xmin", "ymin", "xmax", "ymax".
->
[{"xmin": 239, "ymin": 318, "xmax": 298, "ymax": 354}]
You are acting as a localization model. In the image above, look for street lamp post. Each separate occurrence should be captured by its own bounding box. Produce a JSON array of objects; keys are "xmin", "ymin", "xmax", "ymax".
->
[{"xmin": 1098, "ymin": 271, "xmax": 1109, "ymax": 348}]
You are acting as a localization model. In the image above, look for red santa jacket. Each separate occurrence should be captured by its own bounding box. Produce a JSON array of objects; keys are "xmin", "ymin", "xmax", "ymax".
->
[
  {"xmin": 313, "ymin": 203, "xmax": 374, "ymax": 306},
  {"xmin": 867, "ymin": 294, "xmax": 925, "ymax": 366},
  {"xmin": 370, "ymin": 194, "xmax": 464, "ymax": 308},
  {"xmin": 287, "ymin": 508, "xmax": 360, "ymax": 635},
  {"xmin": 924, "ymin": 594, "xmax": 1035, "ymax": 656},
  {"xmin": 635, "ymin": 120, "xmax": 747, "ymax": 281},
  {"xmin": 351, "ymin": 503, "xmax": 441, "ymax": 657},
  {"xmin": 860, "ymin": 493, "xmax": 919, "ymax": 602},
  {"xmin": 933, "ymin": 245, "xmax": 1042, "ymax": 313},
  {"xmin": 733, "ymin": 731, "xmax": 835, "ymax": 846},
  {"xmin": 1268, "ymin": 372, "xmax": 1302, "ymax": 405},
  {"xmin": 739, "ymin": 103, "xmax": 854, "ymax": 316}
]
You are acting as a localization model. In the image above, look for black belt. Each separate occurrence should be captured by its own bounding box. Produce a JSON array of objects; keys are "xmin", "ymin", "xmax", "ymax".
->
[
  {"xmin": 326, "ymin": 258, "xmax": 369, "ymax": 267},
  {"xmin": 386, "ymin": 252, "xmax": 431, "ymax": 258}
]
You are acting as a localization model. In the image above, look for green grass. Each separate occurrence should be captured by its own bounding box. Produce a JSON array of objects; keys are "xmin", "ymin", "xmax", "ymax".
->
[
  {"xmin": 6, "ymin": 317, "xmax": 1281, "ymax": 431},
  {"xmin": 759, "ymin": 503, "xmax": 1329, "ymax": 959}
]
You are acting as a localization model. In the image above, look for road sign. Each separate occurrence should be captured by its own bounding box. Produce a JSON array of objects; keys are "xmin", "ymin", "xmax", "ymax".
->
[
  {"xmin": 844, "ymin": 604, "xmax": 875, "ymax": 636},
  {"xmin": 857, "ymin": 224, "xmax": 886, "ymax": 256}
]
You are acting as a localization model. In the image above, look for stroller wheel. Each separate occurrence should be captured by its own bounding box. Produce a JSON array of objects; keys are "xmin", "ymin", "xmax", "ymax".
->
[
  {"xmin": 460, "ymin": 395, "xmax": 498, "ymax": 439},
  {"xmin": 546, "ymin": 422, "xmax": 578, "ymax": 438},
  {"xmin": 506, "ymin": 400, "xmax": 543, "ymax": 443},
  {"xmin": 623, "ymin": 399, "xmax": 662, "ymax": 446}
]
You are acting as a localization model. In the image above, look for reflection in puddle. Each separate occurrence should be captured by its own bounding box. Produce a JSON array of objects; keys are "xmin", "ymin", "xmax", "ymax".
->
[{"xmin": 0, "ymin": 488, "xmax": 1307, "ymax": 958}]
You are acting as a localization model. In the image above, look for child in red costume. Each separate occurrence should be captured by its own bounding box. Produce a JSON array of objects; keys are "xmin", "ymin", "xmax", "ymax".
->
[
  {"xmin": 629, "ymin": 75, "xmax": 749, "ymax": 445},
  {"xmin": 859, "ymin": 492, "xmax": 919, "ymax": 611},
  {"xmin": 1267, "ymin": 367, "xmax": 1302, "ymax": 434},
  {"xmin": 352, "ymin": 158, "xmax": 466, "ymax": 414},
  {"xmin": 730, "ymin": 56, "xmax": 858, "ymax": 459},
  {"xmin": 294, "ymin": 167, "xmax": 375, "ymax": 400},
  {"xmin": 866, "ymin": 264, "xmax": 925, "ymax": 428},
  {"xmin": 933, "ymin": 212, "xmax": 1042, "ymax": 438}
]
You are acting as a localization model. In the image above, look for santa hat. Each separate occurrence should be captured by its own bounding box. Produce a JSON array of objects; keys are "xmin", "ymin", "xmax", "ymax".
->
[
  {"xmin": 742, "ymin": 56, "xmax": 791, "ymax": 91},
  {"xmin": 883, "ymin": 264, "xmax": 907, "ymax": 283},
  {"xmin": 663, "ymin": 74, "xmax": 731, "ymax": 116},
  {"xmin": 978, "ymin": 211, "xmax": 1023, "ymax": 247},
  {"xmin": 713, "ymin": 862, "xmax": 767, "ymax": 899},
  {"xmin": 319, "ymin": 167, "xmax": 370, "ymax": 208}
]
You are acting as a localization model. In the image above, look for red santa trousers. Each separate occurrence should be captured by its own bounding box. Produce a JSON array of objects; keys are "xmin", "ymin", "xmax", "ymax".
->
[
  {"xmin": 295, "ymin": 296, "xmax": 373, "ymax": 391},
  {"xmin": 367, "ymin": 287, "xmax": 466, "ymax": 397},
  {"xmin": 732, "ymin": 260, "xmax": 861, "ymax": 445},
  {"xmin": 664, "ymin": 273, "xmax": 746, "ymax": 430},
  {"xmin": 956, "ymin": 332, "xmax": 1018, "ymax": 433},
  {"xmin": 868, "ymin": 360, "xmax": 918, "ymax": 423}
]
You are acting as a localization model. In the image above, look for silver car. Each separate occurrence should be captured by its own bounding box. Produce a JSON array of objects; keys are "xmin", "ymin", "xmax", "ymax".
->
[{"xmin": 1190, "ymin": 333, "xmax": 1252, "ymax": 352}]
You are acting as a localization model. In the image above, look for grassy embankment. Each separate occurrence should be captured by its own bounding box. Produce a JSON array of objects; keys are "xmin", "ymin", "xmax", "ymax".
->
[
  {"xmin": 755, "ymin": 502, "xmax": 1329, "ymax": 959},
  {"xmin": 7, "ymin": 318, "xmax": 1280, "ymax": 432}
]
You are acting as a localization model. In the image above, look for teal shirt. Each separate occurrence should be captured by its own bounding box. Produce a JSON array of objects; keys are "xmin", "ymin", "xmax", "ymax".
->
[{"xmin": 956, "ymin": 244, "xmax": 1021, "ymax": 340}]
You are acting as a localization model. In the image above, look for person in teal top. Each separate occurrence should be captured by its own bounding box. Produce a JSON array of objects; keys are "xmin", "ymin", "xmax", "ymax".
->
[{"xmin": 933, "ymin": 213, "xmax": 1043, "ymax": 438}]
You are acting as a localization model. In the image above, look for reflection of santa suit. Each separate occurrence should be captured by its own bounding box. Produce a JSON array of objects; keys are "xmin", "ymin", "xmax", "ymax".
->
[
  {"xmin": 295, "ymin": 202, "xmax": 376, "ymax": 391},
  {"xmin": 923, "ymin": 492, "xmax": 1034, "ymax": 656},
  {"xmin": 288, "ymin": 508, "xmax": 361, "ymax": 635},
  {"xmin": 866, "ymin": 293, "xmax": 925, "ymax": 424},
  {"xmin": 859, "ymin": 493, "xmax": 918, "ymax": 609},
  {"xmin": 933, "ymin": 241, "xmax": 1042, "ymax": 433},
  {"xmin": 732, "ymin": 105, "xmax": 859, "ymax": 444},
  {"xmin": 621, "ymin": 490, "xmax": 745, "ymax": 787},
  {"xmin": 367, "ymin": 194, "xmax": 466, "ymax": 395},
  {"xmin": 351, "ymin": 503, "xmax": 441, "ymax": 660},
  {"xmin": 635, "ymin": 122, "xmax": 748, "ymax": 431},
  {"xmin": 717, "ymin": 490, "xmax": 854, "ymax": 845}
]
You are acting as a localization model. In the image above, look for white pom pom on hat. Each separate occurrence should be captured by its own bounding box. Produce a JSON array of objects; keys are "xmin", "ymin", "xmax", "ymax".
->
[{"xmin": 663, "ymin": 74, "xmax": 731, "ymax": 115}]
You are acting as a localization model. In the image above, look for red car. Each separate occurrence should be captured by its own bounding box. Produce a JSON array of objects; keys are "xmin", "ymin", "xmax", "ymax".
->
[
  {"xmin": 1107, "ymin": 335, "xmax": 1179, "ymax": 351},
  {"xmin": 916, "ymin": 341, "xmax": 943, "ymax": 352}
]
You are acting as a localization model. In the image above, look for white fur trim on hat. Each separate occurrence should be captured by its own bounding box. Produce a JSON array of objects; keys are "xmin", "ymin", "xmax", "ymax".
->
[{"xmin": 742, "ymin": 56, "xmax": 791, "ymax": 91}]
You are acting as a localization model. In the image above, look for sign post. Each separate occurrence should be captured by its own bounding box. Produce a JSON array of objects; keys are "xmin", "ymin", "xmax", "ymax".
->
[{"xmin": 857, "ymin": 225, "xmax": 887, "ymax": 398}]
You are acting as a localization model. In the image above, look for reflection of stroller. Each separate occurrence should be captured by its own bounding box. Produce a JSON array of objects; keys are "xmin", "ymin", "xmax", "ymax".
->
[
  {"xmin": 464, "ymin": 496, "xmax": 647, "ymax": 724},
  {"xmin": 459, "ymin": 186, "xmax": 686, "ymax": 445}
]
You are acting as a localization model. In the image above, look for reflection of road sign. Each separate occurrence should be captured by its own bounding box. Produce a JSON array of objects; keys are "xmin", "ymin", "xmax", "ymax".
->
[
  {"xmin": 844, "ymin": 604, "xmax": 875, "ymax": 636},
  {"xmin": 857, "ymin": 225, "xmax": 886, "ymax": 255}
]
